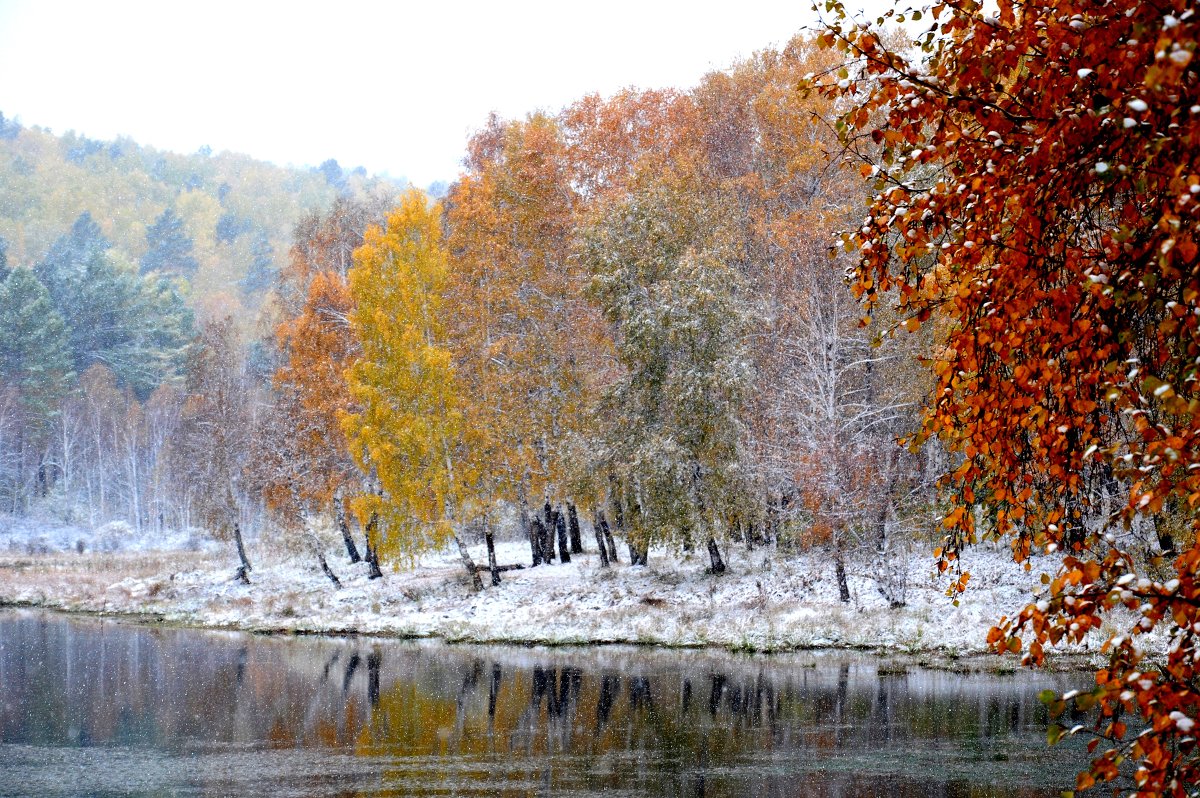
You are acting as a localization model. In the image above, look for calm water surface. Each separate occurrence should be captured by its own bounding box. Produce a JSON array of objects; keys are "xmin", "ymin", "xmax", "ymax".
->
[{"xmin": 0, "ymin": 609, "xmax": 1087, "ymax": 797}]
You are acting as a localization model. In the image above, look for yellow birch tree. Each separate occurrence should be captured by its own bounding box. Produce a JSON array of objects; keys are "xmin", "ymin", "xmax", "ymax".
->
[{"xmin": 341, "ymin": 189, "xmax": 476, "ymax": 569}]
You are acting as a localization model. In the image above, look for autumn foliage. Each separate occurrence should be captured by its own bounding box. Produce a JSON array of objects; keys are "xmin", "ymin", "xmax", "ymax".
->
[
  {"xmin": 243, "ymin": 35, "xmax": 916, "ymax": 579},
  {"xmin": 814, "ymin": 0, "xmax": 1200, "ymax": 793},
  {"xmin": 342, "ymin": 189, "xmax": 471, "ymax": 560},
  {"xmin": 25, "ymin": 15, "xmax": 1200, "ymax": 791},
  {"xmin": 255, "ymin": 198, "xmax": 388, "ymax": 532}
]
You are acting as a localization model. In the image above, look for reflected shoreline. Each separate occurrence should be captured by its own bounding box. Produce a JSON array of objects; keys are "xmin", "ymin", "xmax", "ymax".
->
[
  {"xmin": 0, "ymin": 607, "xmax": 1088, "ymax": 797},
  {"xmin": 0, "ymin": 599, "xmax": 1096, "ymax": 675}
]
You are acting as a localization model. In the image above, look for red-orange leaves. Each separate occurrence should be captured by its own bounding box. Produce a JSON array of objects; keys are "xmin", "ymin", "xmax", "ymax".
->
[
  {"xmin": 256, "ymin": 198, "xmax": 386, "ymax": 527},
  {"xmin": 818, "ymin": 0, "xmax": 1200, "ymax": 793}
]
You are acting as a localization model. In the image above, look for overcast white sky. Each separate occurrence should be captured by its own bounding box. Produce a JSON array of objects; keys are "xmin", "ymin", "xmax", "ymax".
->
[{"xmin": 0, "ymin": 1, "xmax": 895, "ymax": 188}]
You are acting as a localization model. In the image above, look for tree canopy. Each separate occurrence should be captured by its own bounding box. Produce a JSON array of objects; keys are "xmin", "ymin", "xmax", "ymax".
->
[
  {"xmin": 582, "ymin": 167, "xmax": 751, "ymax": 558},
  {"xmin": 342, "ymin": 189, "xmax": 470, "ymax": 562},
  {"xmin": 140, "ymin": 207, "xmax": 199, "ymax": 277},
  {"xmin": 0, "ymin": 268, "xmax": 73, "ymax": 420},
  {"xmin": 36, "ymin": 217, "xmax": 193, "ymax": 399}
]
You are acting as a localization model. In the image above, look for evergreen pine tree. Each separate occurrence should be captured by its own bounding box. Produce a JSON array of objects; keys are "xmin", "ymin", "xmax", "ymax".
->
[
  {"xmin": 0, "ymin": 111, "xmax": 21, "ymax": 140},
  {"xmin": 0, "ymin": 268, "xmax": 73, "ymax": 509},
  {"xmin": 0, "ymin": 269, "xmax": 73, "ymax": 417},
  {"xmin": 140, "ymin": 207, "xmax": 199, "ymax": 277},
  {"xmin": 36, "ymin": 219, "xmax": 192, "ymax": 398},
  {"xmin": 238, "ymin": 232, "xmax": 275, "ymax": 297},
  {"xmin": 38, "ymin": 211, "xmax": 109, "ymax": 299},
  {"xmin": 122, "ymin": 275, "xmax": 194, "ymax": 395},
  {"xmin": 317, "ymin": 159, "xmax": 347, "ymax": 193},
  {"xmin": 215, "ymin": 211, "xmax": 251, "ymax": 243}
]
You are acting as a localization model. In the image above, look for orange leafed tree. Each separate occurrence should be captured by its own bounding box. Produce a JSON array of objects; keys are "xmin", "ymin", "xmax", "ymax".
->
[
  {"xmin": 561, "ymin": 88, "xmax": 699, "ymax": 200},
  {"xmin": 267, "ymin": 270, "xmax": 357, "ymax": 510},
  {"xmin": 816, "ymin": 0, "xmax": 1200, "ymax": 793},
  {"xmin": 257, "ymin": 198, "xmax": 388, "ymax": 564},
  {"xmin": 446, "ymin": 113, "xmax": 606, "ymax": 540}
]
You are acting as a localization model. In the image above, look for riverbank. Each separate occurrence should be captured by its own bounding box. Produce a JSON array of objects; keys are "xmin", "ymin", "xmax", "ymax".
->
[{"xmin": 0, "ymin": 539, "xmax": 1116, "ymax": 665}]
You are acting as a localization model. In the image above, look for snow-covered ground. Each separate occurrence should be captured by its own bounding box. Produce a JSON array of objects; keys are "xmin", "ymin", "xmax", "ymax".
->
[
  {"xmin": 0, "ymin": 531, "xmax": 1129, "ymax": 663},
  {"xmin": 0, "ymin": 513, "xmax": 220, "ymax": 555}
]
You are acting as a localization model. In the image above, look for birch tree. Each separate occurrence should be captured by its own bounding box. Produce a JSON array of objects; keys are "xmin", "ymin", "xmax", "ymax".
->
[
  {"xmin": 818, "ymin": 0, "xmax": 1200, "ymax": 789},
  {"xmin": 172, "ymin": 316, "xmax": 255, "ymax": 581},
  {"xmin": 342, "ymin": 189, "xmax": 480, "ymax": 585},
  {"xmin": 446, "ymin": 115, "xmax": 605, "ymax": 565}
]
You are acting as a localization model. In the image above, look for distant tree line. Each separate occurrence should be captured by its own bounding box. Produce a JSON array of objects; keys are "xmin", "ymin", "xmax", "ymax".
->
[
  {"xmin": 0, "ymin": 115, "xmax": 402, "ymax": 323},
  {"xmin": 0, "ymin": 212, "xmax": 191, "ymax": 521}
]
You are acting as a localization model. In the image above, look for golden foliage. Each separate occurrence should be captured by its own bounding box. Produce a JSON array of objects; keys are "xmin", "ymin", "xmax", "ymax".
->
[{"xmin": 342, "ymin": 189, "xmax": 471, "ymax": 562}]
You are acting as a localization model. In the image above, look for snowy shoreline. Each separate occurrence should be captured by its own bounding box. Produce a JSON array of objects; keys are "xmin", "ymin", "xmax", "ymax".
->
[{"xmin": 0, "ymin": 539, "xmax": 1110, "ymax": 668}]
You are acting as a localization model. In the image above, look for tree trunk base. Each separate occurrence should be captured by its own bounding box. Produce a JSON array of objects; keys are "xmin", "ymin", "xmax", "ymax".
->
[
  {"xmin": 706, "ymin": 537, "xmax": 726, "ymax": 574},
  {"xmin": 455, "ymin": 534, "xmax": 484, "ymax": 592},
  {"xmin": 531, "ymin": 517, "xmax": 548, "ymax": 566},
  {"xmin": 365, "ymin": 513, "xmax": 384, "ymax": 580},
  {"xmin": 554, "ymin": 508, "xmax": 571, "ymax": 564},
  {"xmin": 338, "ymin": 496, "xmax": 362, "ymax": 564},
  {"xmin": 629, "ymin": 539, "xmax": 648, "ymax": 566},
  {"xmin": 542, "ymin": 503, "xmax": 556, "ymax": 563},
  {"xmin": 593, "ymin": 511, "xmax": 611, "ymax": 568},
  {"xmin": 233, "ymin": 522, "xmax": 253, "ymax": 573},
  {"xmin": 567, "ymin": 503, "xmax": 584, "ymax": 554},
  {"xmin": 232, "ymin": 522, "xmax": 253, "ymax": 584},
  {"xmin": 485, "ymin": 521, "xmax": 501, "ymax": 587},
  {"xmin": 316, "ymin": 550, "xmax": 342, "ymax": 588},
  {"xmin": 835, "ymin": 553, "xmax": 850, "ymax": 603}
]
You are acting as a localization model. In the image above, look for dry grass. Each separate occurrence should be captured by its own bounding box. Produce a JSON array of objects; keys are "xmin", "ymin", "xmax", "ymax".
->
[{"xmin": 0, "ymin": 551, "xmax": 218, "ymax": 605}]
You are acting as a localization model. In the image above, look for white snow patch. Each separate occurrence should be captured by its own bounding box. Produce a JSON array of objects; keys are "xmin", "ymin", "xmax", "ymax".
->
[{"xmin": 0, "ymin": 533, "xmax": 1108, "ymax": 662}]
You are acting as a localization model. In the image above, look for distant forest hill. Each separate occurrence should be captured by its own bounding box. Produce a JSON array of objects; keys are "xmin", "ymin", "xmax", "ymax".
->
[{"xmin": 0, "ymin": 111, "xmax": 405, "ymax": 323}]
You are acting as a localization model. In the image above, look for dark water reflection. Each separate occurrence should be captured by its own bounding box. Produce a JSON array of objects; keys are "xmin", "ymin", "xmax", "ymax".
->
[{"xmin": 0, "ymin": 609, "xmax": 1085, "ymax": 797}]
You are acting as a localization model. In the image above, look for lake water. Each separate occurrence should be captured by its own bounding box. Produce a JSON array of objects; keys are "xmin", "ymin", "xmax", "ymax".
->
[{"xmin": 0, "ymin": 608, "xmax": 1087, "ymax": 797}]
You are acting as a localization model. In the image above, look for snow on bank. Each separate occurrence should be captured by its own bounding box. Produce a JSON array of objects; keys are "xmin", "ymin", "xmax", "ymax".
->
[
  {"xmin": 0, "ymin": 513, "xmax": 220, "ymax": 555},
  {"xmin": 0, "ymin": 537, "xmax": 1120, "ymax": 660}
]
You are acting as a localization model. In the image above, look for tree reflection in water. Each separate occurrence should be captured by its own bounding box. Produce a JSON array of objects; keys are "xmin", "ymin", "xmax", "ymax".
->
[{"xmin": 0, "ymin": 609, "xmax": 1084, "ymax": 797}]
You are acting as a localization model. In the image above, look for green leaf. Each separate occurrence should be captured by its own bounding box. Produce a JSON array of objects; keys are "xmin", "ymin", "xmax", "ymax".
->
[{"xmin": 1048, "ymin": 724, "xmax": 1064, "ymax": 745}]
